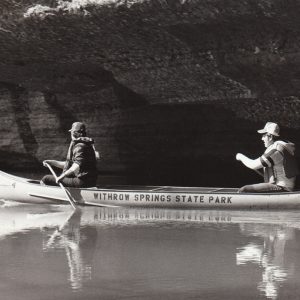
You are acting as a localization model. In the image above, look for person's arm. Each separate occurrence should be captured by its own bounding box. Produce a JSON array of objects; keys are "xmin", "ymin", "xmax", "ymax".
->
[
  {"xmin": 236, "ymin": 153, "xmax": 263, "ymax": 170},
  {"xmin": 56, "ymin": 143, "xmax": 89, "ymax": 183},
  {"xmin": 43, "ymin": 160, "xmax": 65, "ymax": 169},
  {"xmin": 56, "ymin": 163, "xmax": 80, "ymax": 183}
]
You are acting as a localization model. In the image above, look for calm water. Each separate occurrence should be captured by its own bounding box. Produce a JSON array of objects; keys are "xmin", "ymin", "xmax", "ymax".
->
[{"xmin": 1, "ymin": 202, "xmax": 300, "ymax": 300}]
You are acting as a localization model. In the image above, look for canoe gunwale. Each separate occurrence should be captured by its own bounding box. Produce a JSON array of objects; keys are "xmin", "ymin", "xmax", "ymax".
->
[{"xmin": 2, "ymin": 170, "xmax": 300, "ymax": 195}]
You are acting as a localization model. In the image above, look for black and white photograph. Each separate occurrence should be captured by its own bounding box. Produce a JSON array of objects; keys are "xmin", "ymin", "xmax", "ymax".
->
[{"xmin": 0, "ymin": 0, "xmax": 300, "ymax": 299}]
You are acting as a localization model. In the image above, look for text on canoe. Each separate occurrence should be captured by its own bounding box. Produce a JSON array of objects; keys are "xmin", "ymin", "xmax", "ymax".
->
[{"xmin": 93, "ymin": 193, "xmax": 232, "ymax": 204}]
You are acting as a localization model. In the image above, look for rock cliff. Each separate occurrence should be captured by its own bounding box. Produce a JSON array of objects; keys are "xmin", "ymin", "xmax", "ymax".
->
[{"xmin": 0, "ymin": 0, "xmax": 300, "ymax": 186}]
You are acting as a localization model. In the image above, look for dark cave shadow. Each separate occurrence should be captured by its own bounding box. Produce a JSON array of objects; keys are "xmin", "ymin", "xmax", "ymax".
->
[
  {"xmin": 44, "ymin": 91, "xmax": 77, "ymax": 133},
  {"xmin": 114, "ymin": 102, "xmax": 300, "ymax": 187},
  {"xmin": 0, "ymin": 82, "xmax": 40, "ymax": 168}
]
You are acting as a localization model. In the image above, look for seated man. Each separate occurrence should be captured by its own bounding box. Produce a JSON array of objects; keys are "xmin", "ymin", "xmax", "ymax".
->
[
  {"xmin": 42, "ymin": 122, "xmax": 98, "ymax": 188},
  {"xmin": 236, "ymin": 122, "xmax": 299, "ymax": 193}
]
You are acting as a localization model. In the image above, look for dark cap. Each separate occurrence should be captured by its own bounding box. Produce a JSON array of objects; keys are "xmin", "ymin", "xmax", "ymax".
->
[{"xmin": 69, "ymin": 122, "xmax": 86, "ymax": 133}]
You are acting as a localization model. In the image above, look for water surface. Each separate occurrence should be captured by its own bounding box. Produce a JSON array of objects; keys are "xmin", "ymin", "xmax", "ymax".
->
[{"xmin": 1, "ymin": 202, "xmax": 300, "ymax": 300}]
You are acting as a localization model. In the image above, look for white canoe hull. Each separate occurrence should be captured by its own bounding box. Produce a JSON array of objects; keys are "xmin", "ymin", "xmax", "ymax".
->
[{"xmin": 1, "ymin": 171, "xmax": 300, "ymax": 209}]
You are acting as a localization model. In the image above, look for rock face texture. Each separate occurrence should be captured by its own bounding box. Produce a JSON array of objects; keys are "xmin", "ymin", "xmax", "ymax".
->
[{"xmin": 0, "ymin": 0, "xmax": 300, "ymax": 186}]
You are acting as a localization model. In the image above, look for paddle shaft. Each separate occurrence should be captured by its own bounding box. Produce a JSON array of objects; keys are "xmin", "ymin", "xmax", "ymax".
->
[
  {"xmin": 253, "ymin": 168, "xmax": 264, "ymax": 178},
  {"xmin": 44, "ymin": 163, "xmax": 77, "ymax": 210}
]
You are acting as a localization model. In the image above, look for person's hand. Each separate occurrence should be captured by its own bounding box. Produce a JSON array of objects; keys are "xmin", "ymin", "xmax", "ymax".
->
[
  {"xmin": 236, "ymin": 153, "xmax": 243, "ymax": 161},
  {"xmin": 43, "ymin": 160, "xmax": 51, "ymax": 167},
  {"xmin": 56, "ymin": 174, "xmax": 65, "ymax": 184}
]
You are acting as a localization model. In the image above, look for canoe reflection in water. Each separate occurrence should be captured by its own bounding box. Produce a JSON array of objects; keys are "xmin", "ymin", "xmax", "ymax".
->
[
  {"xmin": 1, "ymin": 203, "xmax": 300, "ymax": 298},
  {"xmin": 237, "ymin": 223, "xmax": 294, "ymax": 299},
  {"xmin": 41, "ymin": 207, "xmax": 297, "ymax": 296}
]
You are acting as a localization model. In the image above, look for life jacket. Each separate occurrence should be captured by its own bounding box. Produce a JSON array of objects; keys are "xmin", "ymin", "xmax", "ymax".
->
[
  {"xmin": 63, "ymin": 137, "xmax": 98, "ymax": 172},
  {"xmin": 263, "ymin": 140, "xmax": 299, "ymax": 184},
  {"xmin": 275, "ymin": 141, "xmax": 299, "ymax": 179}
]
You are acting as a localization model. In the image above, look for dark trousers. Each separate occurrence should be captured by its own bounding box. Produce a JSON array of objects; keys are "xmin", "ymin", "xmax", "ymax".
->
[{"xmin": 42, "ymin": 175, "xmax": 96, "ymax": 188}]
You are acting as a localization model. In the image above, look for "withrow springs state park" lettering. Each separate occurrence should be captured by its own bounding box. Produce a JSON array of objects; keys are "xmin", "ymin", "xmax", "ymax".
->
[{"xmin": 93, "ymin": 192, "xmax": 232, "ymax": 204}]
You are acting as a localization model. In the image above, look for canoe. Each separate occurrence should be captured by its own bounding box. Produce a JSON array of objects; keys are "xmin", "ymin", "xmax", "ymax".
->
[{"xmin": 1, "ymin": 170, "xmax": 300, "ymax": 209}]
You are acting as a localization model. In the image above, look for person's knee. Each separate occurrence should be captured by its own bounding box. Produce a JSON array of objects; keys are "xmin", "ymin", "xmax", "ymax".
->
[
  {"xmin": 41, "ymin": 175, "xmax": 56, "ymax": 186},
  {"xmin": 238, "ymin": 185, "xmax": 253, "ymax": 193},
  {"xmin": 238, "ymin": 186, "xmax": 246, "ymax": 193},
  {"xmin": 41, "ymin": 175, "xmax": 49, "ymax": 184}
]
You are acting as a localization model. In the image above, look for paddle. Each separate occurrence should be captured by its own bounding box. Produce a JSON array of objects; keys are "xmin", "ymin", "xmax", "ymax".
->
[
  {"xmin": 45, "ymin": 208, "xmax": 81, "ymax": 248},
  {"xmin": 44, "ymin": 162, "xmax": 77, "ymax": 210},
  {"xmin": 253, "ymin": 169, "xmax": 264, "ymax": 178}
]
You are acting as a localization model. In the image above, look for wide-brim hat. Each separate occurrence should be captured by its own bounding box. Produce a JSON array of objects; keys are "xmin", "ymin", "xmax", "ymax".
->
[{"xmin": 257, "ymin": 122, "xmax": 280, "ymax": 136}]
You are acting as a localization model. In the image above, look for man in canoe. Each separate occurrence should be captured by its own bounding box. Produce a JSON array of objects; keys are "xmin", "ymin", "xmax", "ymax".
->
[
  {"xmin": 41, "ymin": 122, "xmax": 98, "ymax": 187},
  {"xmin": 236, "ymin": 122, "xmax": 299, "ymax": 193}
]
